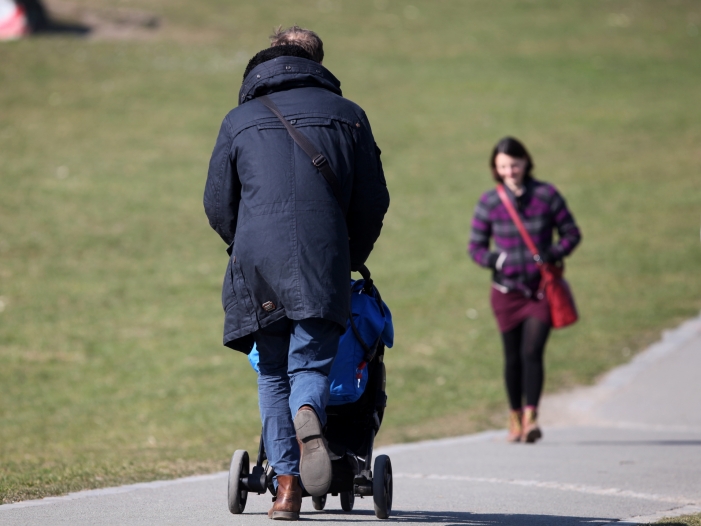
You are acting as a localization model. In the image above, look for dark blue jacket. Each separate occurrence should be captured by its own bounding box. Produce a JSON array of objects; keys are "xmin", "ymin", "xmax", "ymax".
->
[{"xmin": 204, "ymin": 56, "xmax": 389, "ymax": 353}]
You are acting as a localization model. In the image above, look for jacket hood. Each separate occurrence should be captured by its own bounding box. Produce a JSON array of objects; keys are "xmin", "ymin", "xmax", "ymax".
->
[{"xmin": 239, "ymin": 56, "xmax": 342, "ymax": 105}]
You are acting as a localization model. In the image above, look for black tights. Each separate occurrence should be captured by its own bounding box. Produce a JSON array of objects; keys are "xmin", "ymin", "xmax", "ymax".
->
[{"xmin": 501, "ymin": 317, "xmax": 551, "ymax": 410}]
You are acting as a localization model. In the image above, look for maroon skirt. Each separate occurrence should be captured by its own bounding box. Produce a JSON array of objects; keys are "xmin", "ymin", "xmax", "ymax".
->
[{"xmin": 490, "ymin": 284, "xmax": 551, "ymax": 333}]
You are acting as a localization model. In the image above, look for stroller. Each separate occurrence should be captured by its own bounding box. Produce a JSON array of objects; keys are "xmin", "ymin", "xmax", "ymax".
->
[{"xmin": 226, "ymin": 266, "xmax": 395, "ymax": 519}]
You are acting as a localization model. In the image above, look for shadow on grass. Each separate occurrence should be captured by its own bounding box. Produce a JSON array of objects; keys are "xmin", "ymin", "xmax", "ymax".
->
[
  {"xmin": 306, "ymin": 509, "xmax": 613, "ymax": 525},
  {"xmin": 33, "ymin": 21, "xmax": 90, "ymax": 36},
  {"xmin": 19, "ymin": 0, "xmax": 90, "ymax": 36}
]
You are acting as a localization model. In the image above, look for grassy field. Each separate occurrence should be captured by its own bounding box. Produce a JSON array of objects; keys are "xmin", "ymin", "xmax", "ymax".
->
[{"xmin": 1, "ymin": 0, "xmax": 700, "ymax": 504}]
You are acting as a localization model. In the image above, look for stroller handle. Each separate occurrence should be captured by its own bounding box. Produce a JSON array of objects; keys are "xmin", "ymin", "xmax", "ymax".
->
[
  {"xmin": 357, "ymin": 264, "xmax": 374, "ymax": 294},
  {"xmin": 358, "ymin": 264, "xmax": 371, "ymax": 282}
]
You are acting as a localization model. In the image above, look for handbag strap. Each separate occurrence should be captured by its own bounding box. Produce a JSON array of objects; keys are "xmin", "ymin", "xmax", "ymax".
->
[
  {"xmin": 258, "ymin": 95, "xmax": 347, "ymax": 216},
  {"xmin": 496, "ymin": 184, "xmax": 542, "ymax": 263}
]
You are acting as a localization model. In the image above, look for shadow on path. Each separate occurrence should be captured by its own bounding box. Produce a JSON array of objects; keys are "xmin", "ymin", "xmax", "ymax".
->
[
  {"xmin": 299, "ymin": 509, "xmax": 614, "ymax": 525},
  {"xmin": 575, "ymin": 440, "xmax": 701, "ymax": 447}
]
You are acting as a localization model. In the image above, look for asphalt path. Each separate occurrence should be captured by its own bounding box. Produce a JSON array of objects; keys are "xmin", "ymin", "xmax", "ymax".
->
[{"xmin": 2, "ymin": 315, "xmax": 700, "ymax": 525}]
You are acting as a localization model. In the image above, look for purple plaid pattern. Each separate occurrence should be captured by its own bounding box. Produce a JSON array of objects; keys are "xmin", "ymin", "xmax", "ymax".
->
[{"xmin": 468, "ymin": 179, "xmax": 581, "ymax": 295}]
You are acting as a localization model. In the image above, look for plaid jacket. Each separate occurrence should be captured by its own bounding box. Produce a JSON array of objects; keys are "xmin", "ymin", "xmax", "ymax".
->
[{"xmin": 468, "ymin": 178, "xmax": 581, "ymax": 296}]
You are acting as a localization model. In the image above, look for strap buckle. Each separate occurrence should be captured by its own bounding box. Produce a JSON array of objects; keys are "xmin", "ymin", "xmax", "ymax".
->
[{"xmin": 312, "ymin": 154, "xmax": 327, "ymax": 167}]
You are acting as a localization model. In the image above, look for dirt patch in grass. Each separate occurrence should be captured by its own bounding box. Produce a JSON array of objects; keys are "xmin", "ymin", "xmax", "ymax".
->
[
  {"xmin": 39, "ymin": 0, "xmax": 224, "ymax": 43},
  {"xmin": 44, "ymin": 0, "xmax": 160, "ymax": 40}
]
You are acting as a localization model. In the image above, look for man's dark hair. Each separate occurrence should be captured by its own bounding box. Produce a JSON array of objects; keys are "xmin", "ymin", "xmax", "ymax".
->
[
  {"xmin": 489, "ymin": 136, "xmax": 535, "ymax": 183},
  {"xmin": 243, "ymin": 45, "xmax": 314, "ymax": 81}
]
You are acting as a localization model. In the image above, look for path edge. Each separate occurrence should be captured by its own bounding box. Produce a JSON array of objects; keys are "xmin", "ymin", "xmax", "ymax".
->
[{"xmin": 2, "ymin": 312, "xmax": 699, "ymax": 512}]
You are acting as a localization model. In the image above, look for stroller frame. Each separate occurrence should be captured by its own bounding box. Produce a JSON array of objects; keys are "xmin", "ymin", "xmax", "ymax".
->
[{"xmin": 227, "ymin": 268, "xmax": 393, "ymax": 519}]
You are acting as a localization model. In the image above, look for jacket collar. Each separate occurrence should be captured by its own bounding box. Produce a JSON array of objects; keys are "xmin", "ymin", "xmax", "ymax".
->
[{"xmin": 239, "ymin": 56, "xmax": 342, "ymax": 105}]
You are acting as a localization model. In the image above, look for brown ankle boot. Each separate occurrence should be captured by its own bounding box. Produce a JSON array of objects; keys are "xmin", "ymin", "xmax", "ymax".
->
[
  {"xmin": 507, "ymin": 409, "xmax": 523, "ymax": 442},
  {"xmin": 268, "ymin": 475, "xmax": 302, "ymax": 520},
  {"xmin": 521, "ymin": 407, "xmax": 542, "ymax": 444}
]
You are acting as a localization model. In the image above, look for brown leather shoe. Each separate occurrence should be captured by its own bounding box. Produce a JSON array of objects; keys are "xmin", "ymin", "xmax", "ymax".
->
[
  {"xmin": 268, "ymin": 475, "xmax": 302, "ymax": 520},
  {"xmin": 507, "ymin": 409, "xmax": 523, "ymax": 443},
  {"xmin": 521, "ymin": 406, "xmax": 543, "ymax": 444},
  {"xmin": 294, "ymin": 405, "xmax": 332, "ymax": 497}
]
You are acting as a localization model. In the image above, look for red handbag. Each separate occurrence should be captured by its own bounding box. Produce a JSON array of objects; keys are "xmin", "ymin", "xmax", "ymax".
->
[{"xmin": 496, "ymin": 184, "xmax": 578, "ymax": 329}]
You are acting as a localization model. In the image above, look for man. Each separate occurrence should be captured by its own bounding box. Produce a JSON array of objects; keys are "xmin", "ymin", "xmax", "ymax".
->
[{"xmin": 204, "ymin": 26, "xmax": 389, "ymax": 520}]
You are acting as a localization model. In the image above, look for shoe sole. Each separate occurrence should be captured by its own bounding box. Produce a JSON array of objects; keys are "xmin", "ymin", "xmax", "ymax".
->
[
  {"xmin": 271, "ymin": 511, "xmax": 299, "ymax": 520},
  {"xmin": 294, "ymin": 409, "xmax": 332, "ymax": 497},
  {"xmin": 523, "ymin": 428, "xmax": 542, "ymax": 443}
]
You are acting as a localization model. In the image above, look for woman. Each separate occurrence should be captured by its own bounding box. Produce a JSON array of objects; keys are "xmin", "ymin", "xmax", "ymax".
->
[{"xmin": 468, "ymin": 137, "xmax": 581, "ymax": 443}]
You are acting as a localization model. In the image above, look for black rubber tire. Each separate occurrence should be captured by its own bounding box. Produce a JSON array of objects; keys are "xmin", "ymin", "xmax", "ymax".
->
[
  {"xmin": 227, "ymin": 450, "xmax": 249, "ymax": 514},
  {"xmin": 340, "ymin": 490, "xmax": 355, "ymax": 512},
  {"xmin": 312, "ymin": 495, "xmax": 327, "ymax": 510},
  {"xmin": 373, "ymin": 455, "xmax": 393, "ymax": 519}
]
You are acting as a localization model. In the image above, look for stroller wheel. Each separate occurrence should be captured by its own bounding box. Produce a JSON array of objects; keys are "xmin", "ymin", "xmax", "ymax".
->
[
  {"xmin": 227, "ymin": 450, "xmax": 249, "ymax": 514},
  {"xmin": 372, "ymin": 455, "xmax": 392, "ymax": 519},
  {"xmin": 340, "ymin": 490, "xmax": 355, "ymax": 511},
  {"xmin": 312, "ymin": 494, "xmax": 327, "ymax": 510}
]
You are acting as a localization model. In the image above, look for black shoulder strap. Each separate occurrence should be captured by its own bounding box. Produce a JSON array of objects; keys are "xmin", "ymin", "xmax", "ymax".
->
[{"xmin": 258, "ymin": 95, "xmax": 347, "ymax": 216}]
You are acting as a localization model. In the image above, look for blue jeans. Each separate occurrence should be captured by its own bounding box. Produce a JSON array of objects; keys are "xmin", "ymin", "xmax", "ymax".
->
[{"xmin": 254, "ymin": 317, "xmax": 340, "ymax": 477}]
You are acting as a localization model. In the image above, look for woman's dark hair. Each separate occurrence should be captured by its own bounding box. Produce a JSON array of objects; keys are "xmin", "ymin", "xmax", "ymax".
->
[
  {"xmin": 489, "ymin": 136, "xmax": 534, "ymax": 183},
  {"xmin": 243, "ymin": 44, "xmax": 313, "ymax": 81}
]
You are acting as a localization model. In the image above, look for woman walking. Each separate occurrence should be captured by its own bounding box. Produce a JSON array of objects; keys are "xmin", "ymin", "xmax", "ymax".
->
[{"xmin": 468, "ymin": 137, "xmax": 581, "ymax": 443}]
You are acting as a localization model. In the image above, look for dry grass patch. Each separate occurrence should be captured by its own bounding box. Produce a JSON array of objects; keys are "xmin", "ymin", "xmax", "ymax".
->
[{"xmin": 654, "ymin": 513, "xmax": 701, "ymax": 526}]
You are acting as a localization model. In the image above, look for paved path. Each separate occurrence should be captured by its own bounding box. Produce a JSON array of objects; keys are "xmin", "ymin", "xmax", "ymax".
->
[{"xmin": 2, "ymin": 315, "xmax": 700, "ymax": 525}]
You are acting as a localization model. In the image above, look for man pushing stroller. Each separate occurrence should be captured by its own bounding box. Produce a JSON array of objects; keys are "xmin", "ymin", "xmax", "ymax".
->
[{"xmin": 204, "ymin": 26, "xmax": 389, "ymax": 520}]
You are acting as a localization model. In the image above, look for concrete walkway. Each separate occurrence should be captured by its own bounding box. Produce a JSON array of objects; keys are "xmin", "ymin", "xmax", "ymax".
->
[{"xmin": 2, "ymin": 315, "xmax": 700, "ymax": 525}]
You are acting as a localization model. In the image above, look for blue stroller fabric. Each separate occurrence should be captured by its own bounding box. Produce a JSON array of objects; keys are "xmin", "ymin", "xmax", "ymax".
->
[{"xmin": 247, "ymin": 279, "xmax": 393, "ymax": 405}]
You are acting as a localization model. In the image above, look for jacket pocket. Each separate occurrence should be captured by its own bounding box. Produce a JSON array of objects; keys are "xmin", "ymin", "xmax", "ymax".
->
[{"xmin": 249, "ymin": 265, "xmax": 284, "ymax": 322}]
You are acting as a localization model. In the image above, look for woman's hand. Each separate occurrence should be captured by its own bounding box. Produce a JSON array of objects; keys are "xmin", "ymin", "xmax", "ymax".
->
[
  {"xmin": 535, "ymin": 248, "xmax": 560, "ymax": 265},
  {"xmin": 489, "ymin": 252, "xmax": 508, "ymax": 271}
]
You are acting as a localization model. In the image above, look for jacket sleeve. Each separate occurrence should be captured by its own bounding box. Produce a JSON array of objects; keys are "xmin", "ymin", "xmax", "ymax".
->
[
  {"xmin": 548, "ymin": 188, "xmax": 581, "ymax": 260},
  {"xmin": 345, "ymin": 112, "xmax": 390, "ymax": 271},
  {"xmin": 468, "ymin": 194, "xmax": 498, "ymax": 268},
  {"xmin": 203, "ymin": 117, "xmax": 241, "ymax": 246}
]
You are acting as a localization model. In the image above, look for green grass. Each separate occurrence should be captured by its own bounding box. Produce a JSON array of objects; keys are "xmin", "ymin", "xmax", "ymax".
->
[
  {"xmin": 1, "ymin": 0, "xmax": 701, "ymax": 504},
  {"xmin": 654, "ymin": 513, "xmax": 701, "ymax": 526}
]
